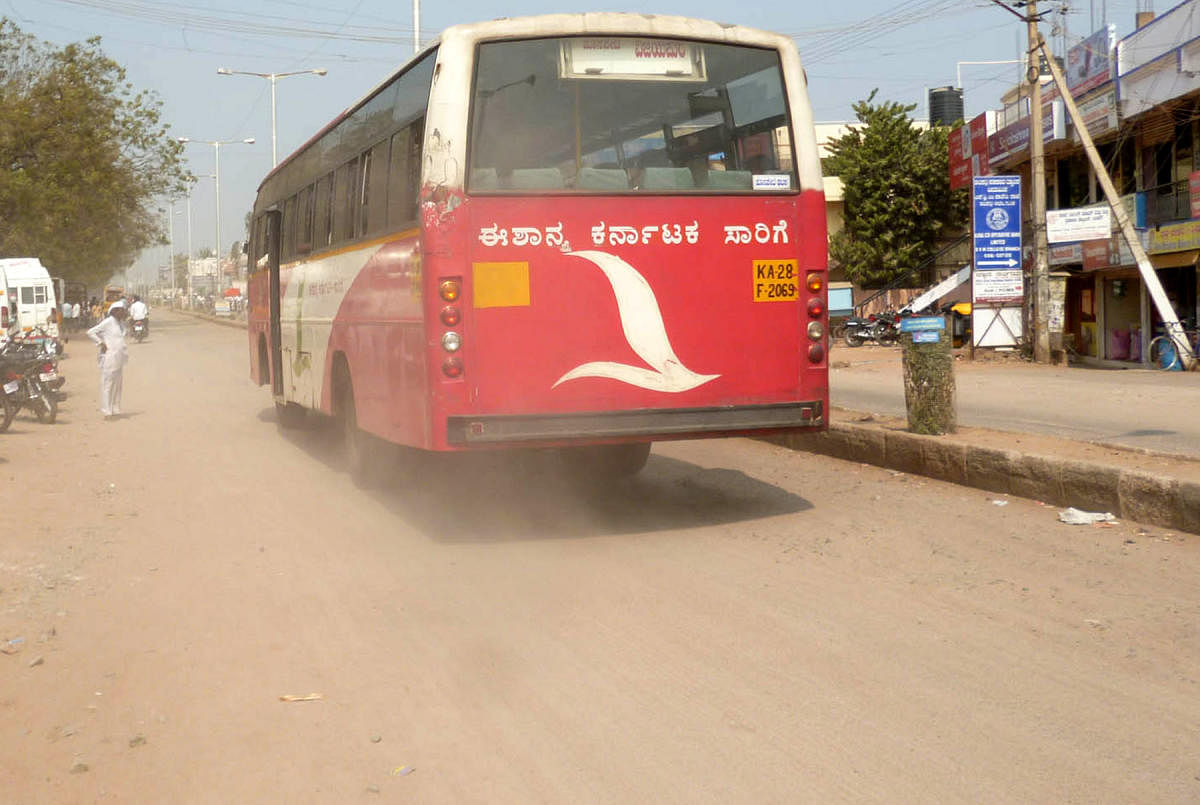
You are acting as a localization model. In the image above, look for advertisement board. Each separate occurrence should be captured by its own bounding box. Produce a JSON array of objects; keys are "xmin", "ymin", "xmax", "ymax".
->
[
  {"xmin": 1046, "ymin": 205, "xmax": 1112, "ymax": 243},
  {"xmin": 1072, "ymin": 89, "xmax": 1119, "ymax": 142},
  {"xmin": 1191, "ymin": 170, "xmax": 1200, "ymax": 219},
  {"xmin": 988, "ymin": 101, "xmax": 1066, "ymax": 165},
  {"xmin": 1065, "ymin": 26, "xmax": 1115, "ymax": 97},
  {"xmin": 948, "ymin": 112, "xmax": 993, "ymax": 191},
  {"xmin": 973, "ymin": 176, "xmax": 1024, "ymax": 304}
]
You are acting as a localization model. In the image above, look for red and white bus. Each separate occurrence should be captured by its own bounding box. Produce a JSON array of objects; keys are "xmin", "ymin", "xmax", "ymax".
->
[{"xmin": 247, "ymin": 13, "xmax": 827, "ymax": 481}]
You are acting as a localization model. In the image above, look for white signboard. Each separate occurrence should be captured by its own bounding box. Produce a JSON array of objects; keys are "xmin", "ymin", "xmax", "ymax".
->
[
  {"xmin": 974, "ymin": 268, "xmax": 1024, "ymax": 302},
  {"xmin": 563, "ymin": 39, "xmax": 705, "ymax": 81},
  {"xmin": 1047, "ymin": 206, "xmax": 1112, "ymax": 243},
  {"xmin": 1073, "ymin": 90, "xmax": 1118, "ymax": 142}
]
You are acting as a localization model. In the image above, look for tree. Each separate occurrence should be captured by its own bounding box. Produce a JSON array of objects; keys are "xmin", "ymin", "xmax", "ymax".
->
[
  {"xmin": 824, "ymin": 91, "xmax": 967, "ymax": 288},
  {"xmin": 0, "ymin": 19, "xmax": 190, "ymax": 287}
]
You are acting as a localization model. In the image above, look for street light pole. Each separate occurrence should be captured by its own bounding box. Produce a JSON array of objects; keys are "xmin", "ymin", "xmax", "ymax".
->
[
  {"xmin": 217, "ymin": 67, "xmax": 326, "ymax": 167},
  {"xmin": 178, "ymin": 137, "xmax": 255, "ymax": 297},
  {"xmin": 167, "ymin": 202, "xmax": 175, "ymax": 299}
]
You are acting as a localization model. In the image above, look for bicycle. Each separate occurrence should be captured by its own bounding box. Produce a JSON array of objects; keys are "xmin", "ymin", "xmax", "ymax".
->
[{"xmin": 1147, "ymin": 324, "xmax": 1199, "ymax": 371}]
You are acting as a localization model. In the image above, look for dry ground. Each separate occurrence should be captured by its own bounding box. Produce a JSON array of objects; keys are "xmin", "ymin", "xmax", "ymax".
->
[{"xmin": 1, "ymin": 313, "xmax": 1198, "ymax": 802}]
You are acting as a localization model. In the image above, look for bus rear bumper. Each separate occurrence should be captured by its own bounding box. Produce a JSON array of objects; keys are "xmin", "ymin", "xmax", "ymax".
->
[{"xmin": 447, "ymin": 401, "xmax": 824, "ymax": 445}]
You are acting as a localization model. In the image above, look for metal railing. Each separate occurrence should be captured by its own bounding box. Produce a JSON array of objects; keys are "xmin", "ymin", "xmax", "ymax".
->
[{"xmin": 1141, "ymin": 180, "xmax": 1191, "ymax": 227}]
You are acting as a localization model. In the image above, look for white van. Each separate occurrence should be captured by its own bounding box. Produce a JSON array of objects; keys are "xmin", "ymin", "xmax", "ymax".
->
[{"xmin": 0, "ymin": 258, "xmax": 59, "ymax": 338}]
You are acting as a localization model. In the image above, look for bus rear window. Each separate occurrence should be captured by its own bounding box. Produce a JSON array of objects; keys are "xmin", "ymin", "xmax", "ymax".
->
[{"xmin": 468, "ymin": 37, "xmax": 796, "ymax": 194}]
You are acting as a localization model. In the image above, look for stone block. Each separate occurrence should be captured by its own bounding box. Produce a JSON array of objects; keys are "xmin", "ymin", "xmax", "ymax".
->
[
  {"xmin": 1009, "ymin": 454, "xmax": 1063, "ymax": 505},
  {"xmin": 840, "ymin": 425, "xmax": 886, "ymax": 466},
  {"xmin": 1173, "ymin": 480, "xmax": 1200, "ymax": 537},
  {"xmin": 884, "ymin": 431, "xmax": 925, "ymax": 475},
  {"xmin": 965, "ymin": 446, "xmax": 1019, "ymax": 495},
  {"xmin": 1118, "ymin": 470, "xmax": 1178, "ymax": 529},
  {"xmin": 921, "ymin": 440, "xmax": 967, "ymax": 484},
  {"xmin": 1058, "ymin": 460, "xmax": 1121, "ymax": 514}
]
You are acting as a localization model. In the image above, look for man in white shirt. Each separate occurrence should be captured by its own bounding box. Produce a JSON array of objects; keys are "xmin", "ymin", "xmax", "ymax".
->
[
  {"xmin": 128, "ymin": 296, "xmax": 149, "ymax": 335},
  {"xmin": 86, "ymin": 301, "xmax": 130, "ymax": 419}
]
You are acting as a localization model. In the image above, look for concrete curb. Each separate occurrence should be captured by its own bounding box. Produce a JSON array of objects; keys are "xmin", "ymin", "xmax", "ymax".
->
[{"xmin": 769, "ymin": 423, "xmax": 1200, "ymax": 535}]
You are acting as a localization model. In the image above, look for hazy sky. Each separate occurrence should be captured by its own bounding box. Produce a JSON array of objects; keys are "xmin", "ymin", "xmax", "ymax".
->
[{"xmin": 4, "ymin": 0, "xmax": 1155, "ymax": 283}]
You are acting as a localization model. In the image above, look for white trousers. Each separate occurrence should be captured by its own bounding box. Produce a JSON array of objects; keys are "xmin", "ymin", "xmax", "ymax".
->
[{"xmin": 99, "ymin": 366, "xmax": 123, "ymax": 416}]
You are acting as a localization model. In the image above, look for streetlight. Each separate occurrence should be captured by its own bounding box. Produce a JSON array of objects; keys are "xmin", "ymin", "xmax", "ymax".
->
[
  {"xmin": 217, "ymin": 67, "xmax": 326, "ymax": 167},
  {"xmin": 177, "ymin": 137, "xmax": 255, "ymax": 296}
]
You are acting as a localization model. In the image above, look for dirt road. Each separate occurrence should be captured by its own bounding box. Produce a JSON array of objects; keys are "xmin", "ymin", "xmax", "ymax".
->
[{"xmin": 2, "ymin": 312, "xmax": 1198, "ymax": 802}]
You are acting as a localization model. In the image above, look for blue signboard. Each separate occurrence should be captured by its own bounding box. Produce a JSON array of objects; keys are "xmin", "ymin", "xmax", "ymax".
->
[
  {"xmin": 912, "ymin": 330, "xmax": 941, "ymax": 344},
  {"xmin": 973, "ymin": 176, "xmax": 1022, "ymax": 270},
  {"xmin": 899, "ymin": 316, "xmax": 946, "ymax": 332}
]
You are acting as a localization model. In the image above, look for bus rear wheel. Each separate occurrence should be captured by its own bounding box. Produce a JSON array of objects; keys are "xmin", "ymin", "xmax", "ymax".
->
[
  {"xmin": 558, "ymin": 442, "xmax": 651, "ymax": 481},
  {"xmin": 338, "ymin": 379, "xmax": 388, "ymax": 487}
]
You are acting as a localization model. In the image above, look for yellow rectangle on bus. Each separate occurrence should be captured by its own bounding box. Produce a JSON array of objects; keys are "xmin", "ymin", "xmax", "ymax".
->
[
  {"xmin": 473, "ymin": 262, "xmax": 531, "ymax": 308},
  {"xmin": 752, "ymin": 259, "xmax": 799, "ymax": 302}
]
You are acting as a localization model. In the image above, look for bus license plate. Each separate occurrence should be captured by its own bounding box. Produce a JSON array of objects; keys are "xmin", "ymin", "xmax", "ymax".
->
[
  {"xmin": 3, "ymin": 380, "xmax": 18, "ymax": 395},
  {"xmin": 752, "ymin": 259, "xmax": 799, "ymax": 302}
]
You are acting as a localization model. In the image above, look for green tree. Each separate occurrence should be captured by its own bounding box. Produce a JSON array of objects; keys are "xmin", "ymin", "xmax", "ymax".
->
[
  {"xmin": 0, "ymin": 19, "xmax": 190, "ymax": 287},
  {"xmin": 825, "ymin": 91, "xmax": 967, "ymax": 288}
]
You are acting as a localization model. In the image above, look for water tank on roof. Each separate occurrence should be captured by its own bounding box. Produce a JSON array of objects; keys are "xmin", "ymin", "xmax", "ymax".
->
[{"xmin": 928, "ymin": 86, "xmax": 964, "ymax": 127}]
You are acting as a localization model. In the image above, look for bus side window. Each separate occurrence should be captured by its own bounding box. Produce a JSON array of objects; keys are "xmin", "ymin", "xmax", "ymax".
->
[
  {"xmin": 360, "ymin": 141, "xmax": 389, "ymax": 237},
  {"xmin": 358, "ymin": 149, "xmax": 373, "ymax": 237},
  {"xmin": 334, "ymin": 158, "xmax": 358, "ymax": 244},
  {"xmin": 314, "ymin": 173, "xmax": 333, "ymax": 249},
  {"xmin": 297, "ymin": 185, "xmax": 314, "ymax": 255},
  {"xmin": 282, "ymin": 195, "xmax": 297, "ymax": 261}
]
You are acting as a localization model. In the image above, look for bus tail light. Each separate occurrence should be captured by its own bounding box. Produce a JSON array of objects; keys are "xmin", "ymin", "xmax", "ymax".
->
[
  {"xmin": 439, "ymin": 278, "xmax": 461, "ymax": 302},
  {"xmin": 442, "ymin": 356, "xmax": 463, "ymax": 378},
  {"xmin": 808, "ymin": 343, "xmax": 825, "ymax": 363},
  {"xmin": 807, "ymin": 297, "xmax": 824, "ymax": 317},
  {"xmin": 441, "ymin": 332, "xmax": 462, "ymax": 352},
  {"xmin": 807, "ymin": 321, "xmax": 824, "ymax": 341},
  {"xmin": 806, "ymin": 273, "xmax": 823, "ymax": 294},
  {"xmin": 440, "ymin": 305, "xmax": 460, "ymax": 327}
]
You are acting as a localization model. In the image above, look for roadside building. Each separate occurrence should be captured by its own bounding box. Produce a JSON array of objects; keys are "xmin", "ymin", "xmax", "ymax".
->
[{"xmin": 954, "ymin": 2, "xmax": 1200, "ymax": 364}]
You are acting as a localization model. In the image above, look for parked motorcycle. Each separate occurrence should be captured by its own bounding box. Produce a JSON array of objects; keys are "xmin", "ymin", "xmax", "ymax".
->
[
  {"xmin": 843, "ymin": 310, "xmax": 901, "ymax": 347},
  {"xmin": 131, "ymin": 317, "xmax": 148, "ymax": 342},
  {"xmin": 0, "ymin": 340, "xmax": 60, "ymax": 427}
]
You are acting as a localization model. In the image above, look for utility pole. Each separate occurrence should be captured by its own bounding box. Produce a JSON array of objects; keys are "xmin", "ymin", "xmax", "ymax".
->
[
  {"xmin": 1026, "ymin": 0, "xmax": 1052, "ymax": 363},
  {"xmin": 1034, "ymin": 32, "xmax": 1196, "ymax": 368}
]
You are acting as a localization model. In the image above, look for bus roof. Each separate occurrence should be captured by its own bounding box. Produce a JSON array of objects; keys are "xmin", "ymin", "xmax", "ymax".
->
[{"xmin": 259, "ymin": 13, "xmax": 805, "ymax": 193}]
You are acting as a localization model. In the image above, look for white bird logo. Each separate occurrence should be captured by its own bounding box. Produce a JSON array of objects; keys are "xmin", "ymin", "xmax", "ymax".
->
[{"xmin": 553, "ymin": 250, "xmax": 720, "ymax": 393}]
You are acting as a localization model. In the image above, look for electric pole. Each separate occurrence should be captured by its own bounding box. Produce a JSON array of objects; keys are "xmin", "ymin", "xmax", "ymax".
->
[{"xmin": 1027, "ymin": 0, "xmax": 1052, "ymax": 364}]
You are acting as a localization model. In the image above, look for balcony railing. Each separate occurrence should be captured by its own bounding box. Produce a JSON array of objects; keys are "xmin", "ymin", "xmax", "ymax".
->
[{"xmin": 1141, "ymin": 180, "xmax": 1192, "ymax": 227}]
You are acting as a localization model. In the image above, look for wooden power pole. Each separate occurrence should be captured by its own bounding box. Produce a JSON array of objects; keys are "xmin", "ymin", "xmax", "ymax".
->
[{"xmin": 1027, "ymin": 0, "xmax": 1052, "ymax": 364}]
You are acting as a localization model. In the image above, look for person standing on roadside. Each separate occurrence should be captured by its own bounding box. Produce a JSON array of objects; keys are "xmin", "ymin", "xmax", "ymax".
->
[{"xmin": 86, "ymin": 301, "xmax": 129, "ymax": 419}]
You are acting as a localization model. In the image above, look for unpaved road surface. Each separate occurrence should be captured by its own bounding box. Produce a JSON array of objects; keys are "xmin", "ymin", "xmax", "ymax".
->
[
  {"xmin": 2, "ymin": 312, "xmax": 1199, "ymax": 802},
  {"xmin": 832, "ymin": 344, "xmax": 1200, "ymax": 458}
]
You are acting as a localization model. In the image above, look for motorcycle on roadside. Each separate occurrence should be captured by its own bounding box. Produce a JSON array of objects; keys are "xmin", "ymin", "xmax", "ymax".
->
[
  {"xmin": 0, "ymin": 335, "xmax": 62, "ymax": 429},
  {"xmin": 131, "ymin": 317, "xmax": 148, "ymax": 342},
  {"xmin": 842, "ymin": 310, "xmax": 901, "ymax": 347}
]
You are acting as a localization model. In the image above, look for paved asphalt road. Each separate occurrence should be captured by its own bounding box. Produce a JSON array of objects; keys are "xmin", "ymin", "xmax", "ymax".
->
[
  {"xmin": 1, "ymin": 313, "xmax": 1198, "ymax": 802},
  {"xmin": 831, "ymin": 345, "xmax": 1200, "ymax": 458}
]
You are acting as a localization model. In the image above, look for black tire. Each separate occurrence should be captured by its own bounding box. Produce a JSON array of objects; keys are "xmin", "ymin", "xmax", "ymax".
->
[
  {"xmin": 844, "ymin": 329, "xmax": 865, "ymax": 348},
  {"xmin": 33, "ymin": 392, "xmax": 56, "ymax": 424},
  {"xmin": 0, "ymin": 397, "xmax": 17, "ymax": 433},
  {"xmin": 275, "ymin": 401, "xmax": 307, "ymax": 429},
  {"xmin": 339, "ymin": 378, "xmax": 389, "ymax": 487},
  {"xmin": 559, "ymin": 442, "xmax": 652, "ymax": 481}
]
